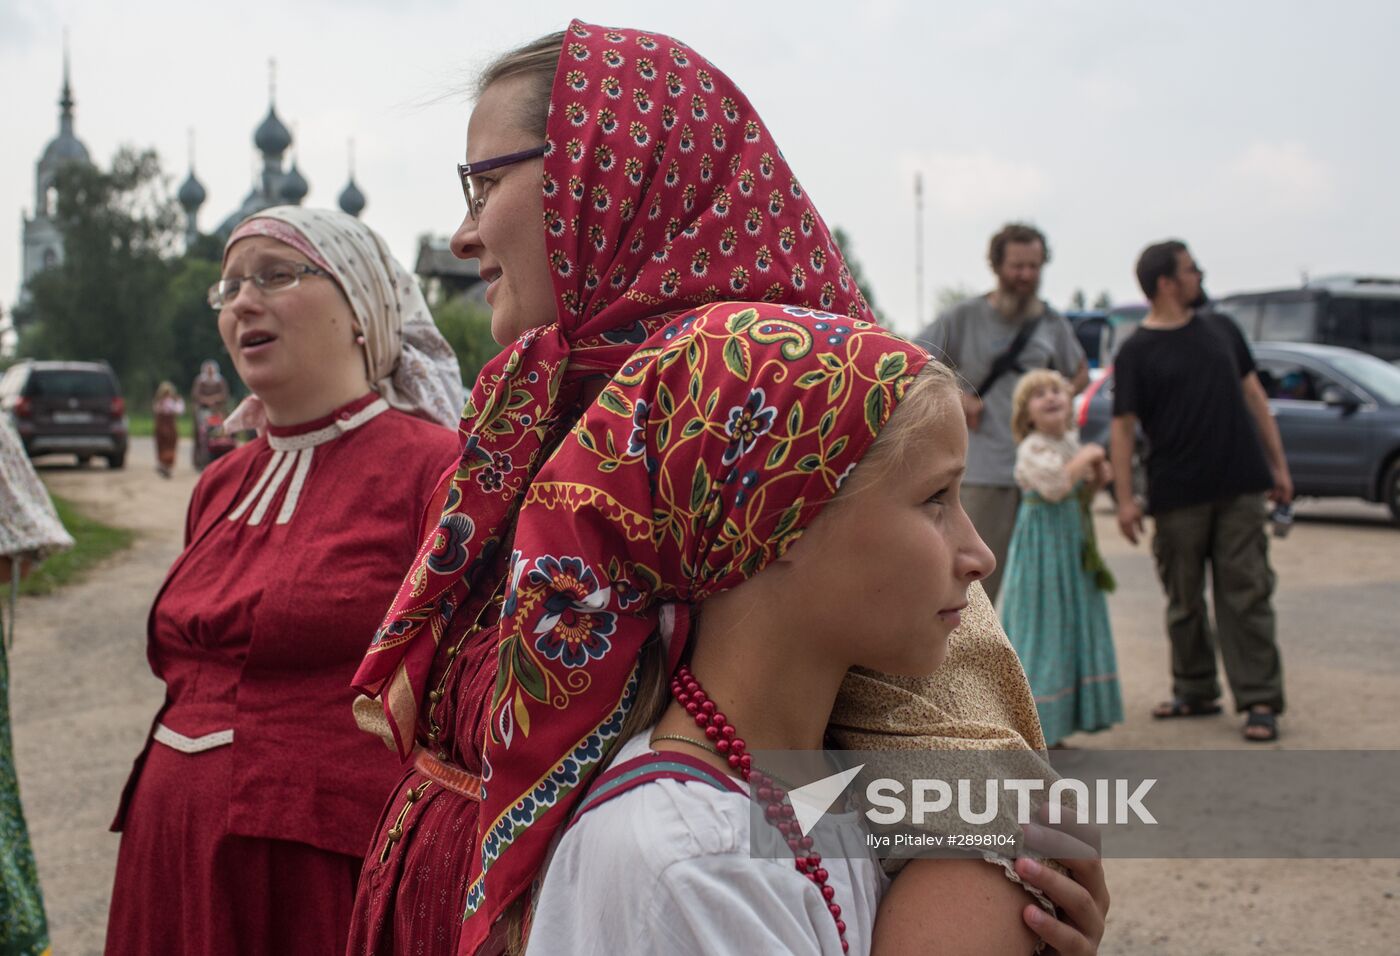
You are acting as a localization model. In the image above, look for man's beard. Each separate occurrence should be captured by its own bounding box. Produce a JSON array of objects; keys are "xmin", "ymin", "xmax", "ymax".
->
[
  {"xmin": 1189, "ymin": 286, "xmax": 1209, "ymax": 309},
  {"xmin": 997, "ymin": 279, "xmax": 1039, "ymax": 316}
]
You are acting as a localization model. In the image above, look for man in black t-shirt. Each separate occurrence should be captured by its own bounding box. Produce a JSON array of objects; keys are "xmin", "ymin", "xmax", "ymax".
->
[{"xmin": 1111, "ymin": 240, "xmax": 1292, "ymax": 742}]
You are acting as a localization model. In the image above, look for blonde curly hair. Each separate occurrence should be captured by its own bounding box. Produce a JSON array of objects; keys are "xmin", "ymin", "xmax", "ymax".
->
[{"xmin": 1010, "ymin": 368, "xmax": 1073, "ymax": 443}]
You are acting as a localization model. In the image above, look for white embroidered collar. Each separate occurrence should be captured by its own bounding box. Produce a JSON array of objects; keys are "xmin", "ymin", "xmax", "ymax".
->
[
  {"xmin": 229, "ymin": 398, "xmax": 389, "ymax": 526},
  {"xmin": 267, "ymin": 397, "xmax": 390, "ymax": 452}
]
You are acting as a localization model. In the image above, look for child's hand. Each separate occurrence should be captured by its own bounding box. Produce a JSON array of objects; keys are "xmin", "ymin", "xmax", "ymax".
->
[{"xmin": 1068, "ymin": 445, "xmax": 1104, "ymax": 482}]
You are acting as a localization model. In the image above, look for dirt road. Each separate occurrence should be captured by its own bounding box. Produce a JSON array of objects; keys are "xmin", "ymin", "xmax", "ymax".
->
[
  {"xmin": 1085, "ymin": 497, "xmax": 1400, "ymax": 955},
  {"xmin": 8, "ymin": 438, "xmax": 1399, "ymax": 953}
]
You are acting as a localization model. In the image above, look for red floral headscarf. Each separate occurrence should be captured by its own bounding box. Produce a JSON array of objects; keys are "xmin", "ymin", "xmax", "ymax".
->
[
  {"xmin": 460, "ymin": 302, "xmax": 928, "ymax": 951},
  {"xmin": 353, "ymin": 19, "xmax": 874, "ymax": 756}
]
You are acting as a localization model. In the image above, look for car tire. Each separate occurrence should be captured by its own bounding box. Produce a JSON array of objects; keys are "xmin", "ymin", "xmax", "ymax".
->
[
  {"xmin": 1384, "ymin": 460, "xmax": 1400, "ymax": 523},
  {"xmin": 106, "ymin": 452, "xmax": 126, "ymax": 470}
]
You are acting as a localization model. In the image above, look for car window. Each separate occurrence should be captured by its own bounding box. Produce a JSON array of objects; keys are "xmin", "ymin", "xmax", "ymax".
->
[
  {"xmin": 1257, "ymin": 299, "xmax": 1319, "ymax": 342},
  {"xmin": 1105, "ymin": 306, "xmax": 1147, "ymax": 362},
  {"xmin": 1319, "ymin": 297, "xmax": 1368, "ymax": 351},
  {"xmin": 1074, "ymin": 317, "xmax": 1106, "ymax": 367},
  {"xmin": 28, "ymin": 370, "xmax": 117, "ymax": 399},
  {"xmin": 1360, "ymin": 297, "xmax": 1400, "ymax": 360},
  {"xmin": 1256, "ymin": 360, "xmax": 1339, "ymax": 402},
  {"xmin": 1326, "ymin": 350, "xmax": 1400, "ymax": 404},
  {"xmin": 1214, "ymin": 300, "xmax": 1260, "ymax": 339}
]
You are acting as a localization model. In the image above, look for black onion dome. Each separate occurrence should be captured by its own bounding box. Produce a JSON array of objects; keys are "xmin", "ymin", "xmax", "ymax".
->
[
  {"xmin": 254, "ymin": 106, "xmax": 292, "ymax": 156},
  {"xmin": 338, "ymin": 178, "xmax": 366, "ymax": 217},
  {"xmin": 42, "ymin": 131, "xmax": 90, "ymax": 166},
  {"xmin": 279, "ymin": 162, "xmax": 308, "ymax": 202},
  {"xmin": 178, "ymin": 170, "xmax": 207, "ymax": 209}
]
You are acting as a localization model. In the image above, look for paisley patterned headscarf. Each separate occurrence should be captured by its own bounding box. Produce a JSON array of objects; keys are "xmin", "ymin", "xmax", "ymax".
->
[
  {"xmin": 459, "ymin": 302, "xmax": 929, "ymax": 951},
  {"xmin": 353, "ymin": 19, "xmax": 873, "ymax": 755}
]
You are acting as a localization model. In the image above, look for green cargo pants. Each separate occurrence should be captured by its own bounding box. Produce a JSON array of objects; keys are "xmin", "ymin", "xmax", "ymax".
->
[{"xmin": 1150, "ymin": 493, "xmax": 1285, "ymax": 713}]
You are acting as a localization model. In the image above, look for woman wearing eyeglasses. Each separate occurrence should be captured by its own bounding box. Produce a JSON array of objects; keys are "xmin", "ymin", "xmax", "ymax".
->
[
  {"xmin": 347, "ymin": 21, "xmax": 877, "ymax": 954},
  {"xmin": 105, "ymin": 207, "xmax": 464, "ymax": 956},
  {"xmin": 348, "ymin": 20, "xmax": 1106, "ymax": 956}
]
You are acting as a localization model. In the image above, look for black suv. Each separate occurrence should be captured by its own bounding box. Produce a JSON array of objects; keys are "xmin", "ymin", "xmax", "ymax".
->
[
  {"xmin": 0, "ymin": 360, "xmax": 129, "ymax": 468},
  {"xmin": 1215, "ymin": 275, "xmax": 1400, "ymax": 365}
]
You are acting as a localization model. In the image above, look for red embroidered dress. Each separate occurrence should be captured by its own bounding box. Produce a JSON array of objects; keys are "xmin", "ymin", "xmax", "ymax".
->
[
  {"xmin": 348, "ymin": 19, "xmax": 876, "ymax": 956},
  {"xmin": 106, "ymin": 393, "xmax": 458, "ymax": 956}
]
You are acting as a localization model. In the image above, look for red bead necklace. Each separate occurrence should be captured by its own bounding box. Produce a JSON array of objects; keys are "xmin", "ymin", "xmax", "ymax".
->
[{"xmin": 669, "ymin": 663, "xmax": 850, "ymax": 953}]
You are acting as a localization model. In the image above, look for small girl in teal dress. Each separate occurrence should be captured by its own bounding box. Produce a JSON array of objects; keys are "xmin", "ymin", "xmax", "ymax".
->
[{"xmin": 999, "ymin": 370, "xmax": 1123, "ymax": 747}]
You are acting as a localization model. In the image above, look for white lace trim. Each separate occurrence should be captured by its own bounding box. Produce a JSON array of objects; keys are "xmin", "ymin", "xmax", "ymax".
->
[
  {"xmin": 266, "ymin": 397, "xmax": 389, "ymax": 452},
  {"xmin": 228, "ymin": 399, "xmax": 389, "ymax": 527},
  {"xmin": 153, "ymin": 723, "xmax": 234, "ymax": 753}
]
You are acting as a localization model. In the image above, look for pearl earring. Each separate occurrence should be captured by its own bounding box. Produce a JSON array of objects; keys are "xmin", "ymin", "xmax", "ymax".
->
[{"xmin": 354, "ymin": 332, "xmax": 366, "ymax": 346}]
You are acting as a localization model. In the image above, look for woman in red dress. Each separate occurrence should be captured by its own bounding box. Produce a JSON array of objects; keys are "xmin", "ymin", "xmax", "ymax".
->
[
  {"xmin": 105, "ymin": 206, "xmax": 464, "ymax": 956},
  {"xmin": 351, "ymin": 20, "xmax": 1108, "ymax": 956},
  {"xmin": 346, "ymin": 20, "xmax": 882, "ymax": 954}
]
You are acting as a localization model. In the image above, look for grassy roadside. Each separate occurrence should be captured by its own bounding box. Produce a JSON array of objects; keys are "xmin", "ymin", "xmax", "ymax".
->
[
  {"xmin": 126, "ymin": 412, "xmax": 194, "ymax": 439},
  {"xmin": 19, "ymin": 495, "xmax": 136, "ymax": 596}
]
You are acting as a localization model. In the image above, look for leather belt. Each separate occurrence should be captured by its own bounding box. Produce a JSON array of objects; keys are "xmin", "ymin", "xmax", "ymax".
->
[{"xmin": 413, "ymin": 748, "xmax": 483, "ymax": 801}]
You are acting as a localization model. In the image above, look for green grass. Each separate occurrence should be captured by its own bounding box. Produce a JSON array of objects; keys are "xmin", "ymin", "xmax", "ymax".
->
[
  {"xmin": 126, "ymin": 412, "xmax": 194, "ymax": 439},
  {"xmin": 19, "ymin": 495, "xmax": 136, "ymax": 596}
]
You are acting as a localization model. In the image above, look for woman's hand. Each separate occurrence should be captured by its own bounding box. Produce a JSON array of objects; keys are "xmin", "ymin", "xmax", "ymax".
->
[{"xmin": 1015, "ymin": 821, "xmax": 1109, "ymax": 954}]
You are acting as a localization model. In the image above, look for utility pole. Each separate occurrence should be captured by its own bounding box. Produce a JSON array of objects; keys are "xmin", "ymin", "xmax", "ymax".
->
[{"xmin": 914, "ymin": 172, "xmax": 925, "ymax": 329}]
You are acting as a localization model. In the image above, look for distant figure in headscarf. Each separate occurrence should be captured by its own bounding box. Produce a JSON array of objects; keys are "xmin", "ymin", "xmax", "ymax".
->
[
  {"xmin": 151, "ymin": 381, "xmax": 184, "ymax": 479},
  {"xmin": 189, "ymin": 360, "xmax": 230, "ymax": 469}
]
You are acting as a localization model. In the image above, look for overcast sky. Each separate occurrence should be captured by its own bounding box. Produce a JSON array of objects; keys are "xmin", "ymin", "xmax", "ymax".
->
[{"xmin": 4, "ymin": 0, "xmax": 1396, "ymax": 338}]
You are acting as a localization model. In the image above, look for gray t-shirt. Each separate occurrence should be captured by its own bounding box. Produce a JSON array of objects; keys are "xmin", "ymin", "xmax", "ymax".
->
[{"xmin": 915, "ymin": 295, "xmax": 1085, "ymax": 487}]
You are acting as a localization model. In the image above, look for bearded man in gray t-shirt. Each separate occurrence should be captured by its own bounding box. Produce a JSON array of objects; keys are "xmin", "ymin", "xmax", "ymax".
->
[{"xmin": 914, "ymin": 223, "xmax": 1087, "ymax": 604}]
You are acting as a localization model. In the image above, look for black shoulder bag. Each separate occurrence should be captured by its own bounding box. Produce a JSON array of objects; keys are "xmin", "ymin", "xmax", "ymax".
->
[{"xmin": 975, "ymin": 317, "xmax": 1042, "ymax": 396}]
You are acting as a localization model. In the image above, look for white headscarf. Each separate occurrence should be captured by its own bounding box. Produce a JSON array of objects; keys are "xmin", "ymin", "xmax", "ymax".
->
[{"xmin": 222, "ymin": 206, "xmax": 463, "ymax": 432}]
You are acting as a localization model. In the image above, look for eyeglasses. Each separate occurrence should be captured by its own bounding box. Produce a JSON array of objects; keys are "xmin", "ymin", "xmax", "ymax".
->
[
  {"xmin": 457, "ymin": 145, "xmax": 547, "ymax": 220},
  {"xmin": 207, "ymin": 262, "xmax": 331, "ymax": 310}
]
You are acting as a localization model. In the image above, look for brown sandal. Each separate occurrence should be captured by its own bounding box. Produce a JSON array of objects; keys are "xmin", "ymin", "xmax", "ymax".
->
[
  {"xmin": 1243, "ymin": 709, "xmax": 1278, "ymax": 742},
  {"xmin": 1152, "ymin": 698, "xmax": 1223, "ymax": 719}
]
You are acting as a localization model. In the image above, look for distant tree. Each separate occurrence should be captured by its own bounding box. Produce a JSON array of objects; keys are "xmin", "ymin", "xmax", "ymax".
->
[
  {"xmin": 7, "ymin": 298, "xmax": 37, "ymax": 333},
  {"xmin": 831, "ymin": 227, "xmax": 882, "ymax": 321},
  {"xmin": 932, "ymin": 284, "xmax": 980, "ymax": 318},
  {"xmin": 1092, "ymin": 290, "xmax": 1114, "ymax": 310},
  {"xmin": 431, "ymin": 294, "xmax": 501, "ymax": 388},
  {"xmin": 162, "ymin": 253, "xmax": 231, "ymax": 399},
  {"xmin": 1069, "ymin": 288, "xmax": 1087, "ymax": 311},
  {"xmin": 23, "ymin": 147, "xmax": 182, "ymax": 398}
]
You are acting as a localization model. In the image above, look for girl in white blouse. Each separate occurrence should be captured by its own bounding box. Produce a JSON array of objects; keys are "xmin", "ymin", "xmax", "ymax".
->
[{"xmin": 999, "ymin": 370, "xmax": 1124, "ymax": 748}]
